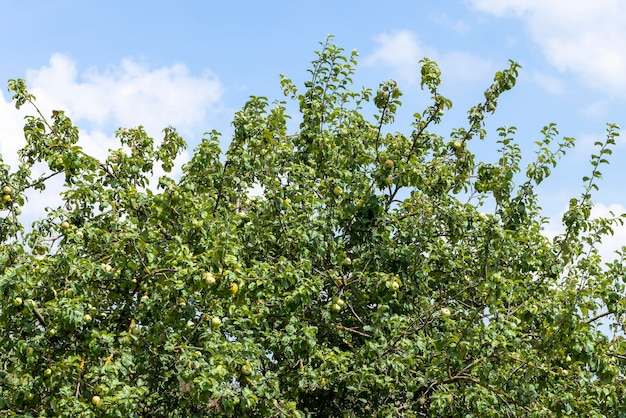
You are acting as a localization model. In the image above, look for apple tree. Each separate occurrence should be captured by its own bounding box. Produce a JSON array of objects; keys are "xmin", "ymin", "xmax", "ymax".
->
[{"xmin": 1, "ymin": 38, "xmax": 626, "ymax": 416}]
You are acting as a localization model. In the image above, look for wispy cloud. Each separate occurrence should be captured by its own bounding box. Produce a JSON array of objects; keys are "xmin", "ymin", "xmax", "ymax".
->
[
  {"xmin": 429, "ymin": 12, "xmax": 471, "ymax": 35},
  {"xmin": 469, "ymin": 0, "xmax": 626, "ymax": 96},
  {"xmin": 363, "ymin": 30, "xmax": 495, "ymax": 86},
  {"xmin": 580, "ymin": 100, "xmax": 608, "ymax": 120},
  {"xmin": 530, "ymin": 70, "xmax": 565, "ymax": 94}
]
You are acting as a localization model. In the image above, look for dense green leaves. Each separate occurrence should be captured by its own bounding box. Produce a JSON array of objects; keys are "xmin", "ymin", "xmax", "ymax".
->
[{"xmin": 1, "ymin": 38, "xmax": 626, "ymax": 416}]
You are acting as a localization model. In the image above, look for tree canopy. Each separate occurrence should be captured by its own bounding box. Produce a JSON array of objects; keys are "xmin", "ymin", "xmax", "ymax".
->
[{"xmin": 1, "ymin": 38, "xmax": 625, "ymax": 417}]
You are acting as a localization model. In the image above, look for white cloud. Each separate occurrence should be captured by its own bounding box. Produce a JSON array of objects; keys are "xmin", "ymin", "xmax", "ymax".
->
[
  {"xmin": 530, "ymin": 70, "xmax": 565, "ymax": 94},
  {"xmin": 0, "ymin": 55, "xmax": 224, "ymax": 222},
  {"xmin": 0, "ymin": 97, "xmax": 27, "ymax": 167},
  {"xmin": 429, "ymin": 12, "xmax": 471, "ymax": 35},
  {"xmin": 467, "ymin": 0, "xmax": 531, "ymax": 17},
  {"xmin": 469, "ymin": 0, "xmax": 626, "ymax": 95},
  {"xmin": 590, "ymin": 203, "xmax": 626, "ymax": 260},
  {"xmin": 544, "ymin": 202, "xmax": 626, "ymax": 261},
  {"xmin": 364, "ymin": 30, "xmax": 495, "ymax": 86},
  {"xmin": 1, "ymin": 54, "xmax": 223, "ymax": 163},
  {"xmin": 364, "ymin": 31, "xmax": 426, "ymax": 84},
  {"xmin": 25, "ymin": 54, "xmax": 223, "ymax": 138}
]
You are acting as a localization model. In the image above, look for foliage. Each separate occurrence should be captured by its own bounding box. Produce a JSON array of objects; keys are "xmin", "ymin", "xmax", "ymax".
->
[{"xmin": 1, "ymin": 37, "xmax": 626, "ymax": 417}]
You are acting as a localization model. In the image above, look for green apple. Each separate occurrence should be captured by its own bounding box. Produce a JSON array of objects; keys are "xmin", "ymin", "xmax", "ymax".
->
[
  {"xmin": 204, "ymin": 272, "xmax": 216, "ymax": 286},
  {"xmin": 61, "ymin": 221, "xmax": 70, "ymax": 230},
  {"xmin": 13, "ymin": 297, "xmax": 23, "ymax": 307},
  {"xmin": 92, "ymin": 395, "xmax": 104, "ymax": 408},
  {"xmin": 330, "ymin": 303, "xmax": 342, "ymax": 312},
  {"xmin": 83, "ymin": 314, "xmax": 92, "ymax": 323},
  {"xmin": 211, "ymin": 317, "xmax": 222, "ymax": 327},
  {"xmin": 333, "ymin": 186, "xmax": 343, "ymax": 196},
  {"xmin": 2, "ymin": 186, "xmax": 12, "ymax": 194},
  {"xmin": 384, "ymin": 159, "xmax": 394, "ymax": 169},
  {"xmin": 389, "ymin": 278, "xmax": 401, "ymax": 291},
  {"xmin": 241, "ymin": 364, "xmax": 252, "ymax": 376},
  {"xmin": 441, "ymin": 307, "xmax": 451, "ymax": 317}
]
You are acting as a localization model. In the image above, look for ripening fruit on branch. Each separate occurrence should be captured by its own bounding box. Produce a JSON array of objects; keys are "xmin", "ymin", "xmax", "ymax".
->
[
  {"xmin": 13, "ymin": 297, "xmax": 23, "ymax": 307},
  {"xmin": 342, "ymin": 257, "xmax": 352, "ymax": 267},
  {"xmin": 61, "ymin": 221, "xmax": 70, "ymax": 230},
  {"xmin": 241, "ymin": 364, "xmax": 252, "ymax": 376},
  {"xmin": 333, "ymin": 186, "xmax": 343, "ymax": 196},
  {"xmin": 92, "ymin": 395, "xmax": 104, "ymax": 408},
  {"xmin": 204, "ymin": 272, "xmax": 216, "ymax": 286},
  {"xmin": 441, "ymin": 307, "xmax": 451, "ymax": 317},
  {"xmin": 2, "ymin": 186, "xmax": 12, "ymax": 195},
  {"xmin": 330, "ymin": 303, "xmax": 342, "ymax": 312},
  {"xmin": 3, "ymin": 194, "xmax": 12, "ymax": 203},
  {"xmin": 384, "ymin": 159, "xmax": 394, "ymax": 169},
  {"xmin": 389, "ymin": 278, "xmax": 402, "ymax": 291},
  {"xmin": 229, "ymin": 282, "xmax": 239, "ymax": 296},
  {"xmin": 211, "ymin": 317, "xmax": 222, "ymax": 327}
]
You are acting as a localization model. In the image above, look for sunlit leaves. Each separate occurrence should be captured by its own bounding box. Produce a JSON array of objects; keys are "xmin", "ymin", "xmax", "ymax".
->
[{"xmin": 1, "ymin": 39, "xmax": 625, "ymax": 417}]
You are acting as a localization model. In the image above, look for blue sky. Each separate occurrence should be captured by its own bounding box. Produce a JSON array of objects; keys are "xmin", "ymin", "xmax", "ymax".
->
[{"xmin": 1, "ymin": 0, "xmax": 626, "ymax": 256}]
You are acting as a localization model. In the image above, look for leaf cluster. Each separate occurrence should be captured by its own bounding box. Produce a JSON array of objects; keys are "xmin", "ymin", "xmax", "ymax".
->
[{"xmin": 1, "ymin": 37, "xmax": 625, "ymax": 417}]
